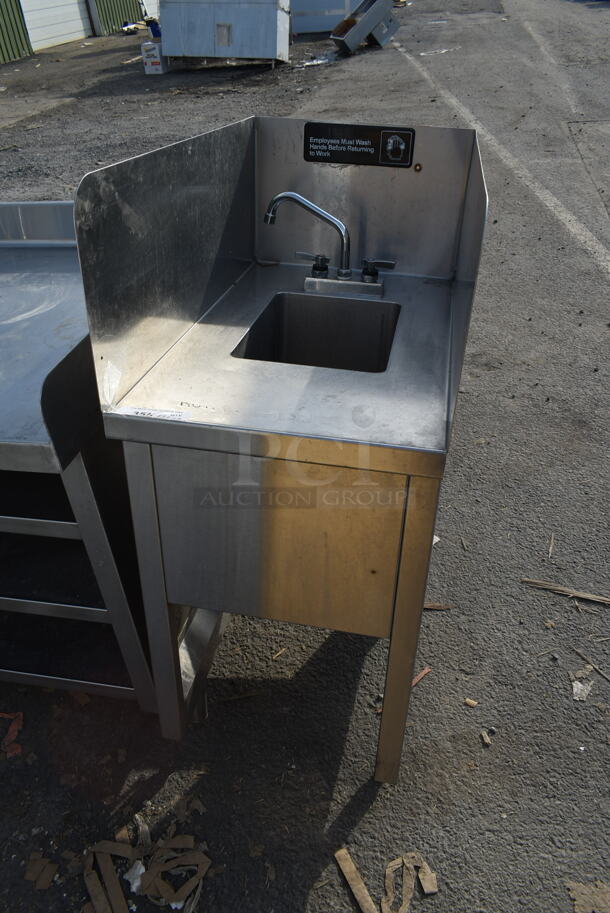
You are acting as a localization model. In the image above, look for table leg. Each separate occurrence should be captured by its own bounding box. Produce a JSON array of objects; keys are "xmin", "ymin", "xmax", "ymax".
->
[
  {"xmin": 374, "ymin": 475, "xmax": 441, "ymax": 783},
  {"xmin": 123, "ymin": 441, "xmax": 186, "ymax": 739}
]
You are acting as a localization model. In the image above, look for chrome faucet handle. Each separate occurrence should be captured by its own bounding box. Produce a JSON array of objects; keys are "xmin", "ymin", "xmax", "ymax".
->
[
  {"xmin": 361, "ymin": 258, "xmax": 396, "ymax": 283},
  {"xmin": 295, "ymin": 251, "xmax": 330, "ymax": 278}
]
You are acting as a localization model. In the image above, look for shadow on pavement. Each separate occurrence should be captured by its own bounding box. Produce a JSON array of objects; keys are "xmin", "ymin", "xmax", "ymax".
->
[{"xmin": 1, "ymin": 628, "xmax": 380, "ymax": 912}]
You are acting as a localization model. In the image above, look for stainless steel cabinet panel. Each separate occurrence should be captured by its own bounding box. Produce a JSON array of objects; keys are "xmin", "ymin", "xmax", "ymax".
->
[{"xmin": 152, "ymin": 445, "xmax": 406, "ymax": 637}]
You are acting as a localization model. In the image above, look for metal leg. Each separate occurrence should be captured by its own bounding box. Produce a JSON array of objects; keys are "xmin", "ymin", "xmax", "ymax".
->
[
  {"xmin": 62, "ymin": 454, "xmax": 157, "ymax": 712},
  {"xmin": 123, "ymin": 442, "xmax": 187, "ymax": 739},
  {"xmin": 374, "ymin": 475, "xmax": 441, "ymax": 784}
]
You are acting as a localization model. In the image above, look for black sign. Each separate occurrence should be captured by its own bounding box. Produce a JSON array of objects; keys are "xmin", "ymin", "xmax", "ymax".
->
[{"xmin": 304, "ymin": 122, "xmax": 415, "ymax": 168}]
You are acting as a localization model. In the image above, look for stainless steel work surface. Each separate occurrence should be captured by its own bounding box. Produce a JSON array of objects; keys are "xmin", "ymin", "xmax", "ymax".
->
[
  {"xmin": 111, "ymin": 264, "xmax": 452, "ymax": 454},
  {"xmin": 0, "ymin": 244, "xmax": 88, "ymax": 472}
]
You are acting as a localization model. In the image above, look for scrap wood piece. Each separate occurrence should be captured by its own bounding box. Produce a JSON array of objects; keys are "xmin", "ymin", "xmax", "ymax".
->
[
  {"xmin": 381, "ymin": 856, "xmax": 415, "ymax": 913},
  {"xmin": 24, "ymin": 853, "xmax": 47, "ymax": 882},
  {"xmin": 91, "ymin": 841, "xmax": 135, "ymax": 859},
  {"xmin": 96, "ymin": 853, "xmax": 129, "ymax": 913},
  {"xmin": 141, "ymin": 850, "xmax": 210, "ymax": 896},
  {"xmin": 411, "ymin": 666, "xmax": 432, "ymax": 688},
  {"xmin": 423, "ymin": 603, "xmax": 451, "ymax": 611},
  {"xmin": 573, "ymin": 648, "xmax": 610, "ymax": 685},
  {"xmin": 158, "ymin": 834, "xmax": 196, "ymax": 850},
  {"xmin": 34, "ymin": 861, "xmax": 58, "ymax": 890},
  {"xmin": 144, "ymin": 850, "xmax": 211, "ymax": 906},
  {"xmin": 522, "ymin": 578, "xmax": 610, "ymax": 606},
  {"xmin": 381, "ymin": 853, "xmax": 438, "ymax": 913},
  {"xmin": 114, "ymin": 826, "xmax": 130, "ymax": 844},
  {"xmin": 403, "ymin": 853, "xmax": 438, "ymax": 895},
  {"xmin": 84, "ymin": 867, "xmax": 113, "ymax": 913},
  {"xmin": 565, "ymin": 879, "xmax": 610, "ymax": 913},
  {"xmin": 183, "ymin": 877, "xmax": 204, "ymax": 913},
  {"xmin": 91, "ymin": 841, "xmax": 139, "ymax": 860},
  {"xmin": 334, "ymin": 848, "xmax": 379, "ymax": 913},
  {"xmin": 0, "ymin": 711, "xmax": 23, "ymax": 756}
]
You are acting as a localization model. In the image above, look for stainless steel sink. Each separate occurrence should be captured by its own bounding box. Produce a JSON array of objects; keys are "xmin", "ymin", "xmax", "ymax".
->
[{"xmin": 231, "ymin": 292, "xmax": 400, "ymax": 373}]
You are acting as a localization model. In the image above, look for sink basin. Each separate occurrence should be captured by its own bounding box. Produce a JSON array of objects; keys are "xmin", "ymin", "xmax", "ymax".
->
[{"xmin": 232, "ymin": 292, "xmax": 400, "ymax": 373}]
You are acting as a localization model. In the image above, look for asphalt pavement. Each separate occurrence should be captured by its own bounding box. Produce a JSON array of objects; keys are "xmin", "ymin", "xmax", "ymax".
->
[{"xmin": 0, "ymin": 1, "xmax": 608, "ymax": 910}]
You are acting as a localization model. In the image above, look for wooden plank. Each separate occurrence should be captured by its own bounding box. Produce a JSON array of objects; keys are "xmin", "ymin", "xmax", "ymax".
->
[
  {"xmin": 96, "ymin": 853, "xmax": 130, "ymax": 913},
  {"xmin": 522, "ymin": 578, "xmax": 610, "ymax": 606},
  {"xmin": 334, "ymin": 848, "xmax": 378, "ymax": 913},
  {"xmin": 84, "ymin": 868, "xmax": 113, "ymax": 913},
  {"xmin": 34, "ymin": 862, "xmax": 58, "ymax": 890}
]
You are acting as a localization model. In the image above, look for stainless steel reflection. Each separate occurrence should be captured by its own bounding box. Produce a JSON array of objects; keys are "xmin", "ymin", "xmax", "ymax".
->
[
  {"xmin": 232, "ymin": 292, "xmax": 399, "ymax": 372},
  {"xmin": 264, "ymin": 191, "xmax": 352, "ymax": 278},
  {"xmin": 104, "ymin": 264, "xmax": 452, "ymax": 458},
  {"xmin": 303, "ymin": 276, "xmax": 384, "ymax": 296},
  {"xmin": 0, "ymin": 202, "xmax": 87, "ymax": 472}
]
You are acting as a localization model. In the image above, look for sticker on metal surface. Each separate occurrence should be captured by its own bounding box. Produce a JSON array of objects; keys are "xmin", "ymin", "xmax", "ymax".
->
[
  {"xmin": 304, "ymin": 122, "xmax": 415, "ymax": 168},
  {"xmin": 114, "ymin": 406, "xmax": 191, "ymax": 421}
]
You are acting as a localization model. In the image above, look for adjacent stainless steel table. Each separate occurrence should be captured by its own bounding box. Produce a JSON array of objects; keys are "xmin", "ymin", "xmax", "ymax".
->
[{"xmin": 0, "ymin": 202, "xmax": 155, "ymax": 707}]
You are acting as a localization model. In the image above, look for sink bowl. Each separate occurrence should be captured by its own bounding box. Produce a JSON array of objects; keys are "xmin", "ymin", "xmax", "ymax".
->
[{"xmin": 232, "ymin": 292, "xmax": 400, "ymax": 373}]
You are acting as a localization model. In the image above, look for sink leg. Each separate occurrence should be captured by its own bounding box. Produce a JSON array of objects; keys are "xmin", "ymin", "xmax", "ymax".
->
[
  {"xmin": 123, "ymin": 441, "xmax": 187, "ymax": 740},
  {"xmin": 374, "ymin": 475, "xmax": 441, "ymax": 784}
]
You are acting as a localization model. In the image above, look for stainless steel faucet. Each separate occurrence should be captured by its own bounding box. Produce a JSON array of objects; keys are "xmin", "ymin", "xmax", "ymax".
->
[{"xmin": 264, "ymin": 191, "xmax": 352, "ymax": 279}]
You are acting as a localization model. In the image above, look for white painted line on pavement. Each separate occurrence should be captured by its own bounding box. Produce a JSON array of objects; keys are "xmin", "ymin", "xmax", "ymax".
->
[
  {"xmin": 521, "ymin": 20, "xmax": 578, "ymax": 115},
  {"xmin": 392, "ymin": 39, "xmax": 610, "ymax": 278}
]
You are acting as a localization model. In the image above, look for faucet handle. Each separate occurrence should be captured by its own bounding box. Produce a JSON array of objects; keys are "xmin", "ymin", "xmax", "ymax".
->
[
  {"xmin": 295, "ymin": 251, "xmax": 330, "ymax": 278},
  {"xmin": 361, "ymin": 258, "xmax": 396, "ymax": 282}
]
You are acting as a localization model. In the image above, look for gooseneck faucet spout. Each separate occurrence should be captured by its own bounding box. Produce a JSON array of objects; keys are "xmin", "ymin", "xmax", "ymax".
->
[{"xmin": 264, "ymin": 191, "xmax": 352, "ymax": 279}]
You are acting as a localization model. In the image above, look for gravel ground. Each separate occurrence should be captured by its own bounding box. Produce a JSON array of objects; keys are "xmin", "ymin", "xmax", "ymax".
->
[{"xmin": 0, "ymin": 2, "xmax": 608, "ymax": 912}]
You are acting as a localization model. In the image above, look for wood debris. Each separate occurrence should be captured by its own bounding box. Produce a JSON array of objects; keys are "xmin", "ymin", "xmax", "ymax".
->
[
  {"xmin": 334, "ymin": 848, "xmax": 378, "ymax": 913},
  {"xmin": 24, "ymin": 852, "xmax": 58, "ymax": 889},
  {"xmin": 573, "ymin": 648, "xmax": 610, "ymax": 684},
  {"xmin": 114, "ymin": 826, "xmax": 130, "ymax": 844},
  {"xmin": 565, "ymin": 879, "xmax": 610, "ymax": 913},
  {"xmin": 381, "ymin": 853, "xmax": 438, "ymax": 913},
  {"xmin": 464, "ymin": 698, "xmax": 478, "ymax": 707},
  {"xmin": 548, "ymin": 533, "xmax": 555, "ymax": 558},
  {"xmin": 77, "ymin": 833, "xmax": 212, "ymax": 913},
  {"xmin": 522, "ymin": 578, "xmax": 610, "ymax": 606},
  {"xmin": 84, "ymin": 856, "xmax": 112, "ymax": 913},
  {"xmin": 423, "ymin": 603, "xmax": 451, "ymax": 611},
  {"xmin": 96, "ymin": 852, "xmax": 129, "ymax": 913},
  {"xmin": 411, "ymin": 665, "xmax": 432, "ymax": 688},
  {"xmin": 480, "ymin": 729, "xmax": 492, "ymax": 747},
  {"xmin": 0, "ymin": 711, "xmax": 23, "ymax": 758},
  {"xmin": 335, "ymin": 848, "xmax": 439, "ymax": 913}
]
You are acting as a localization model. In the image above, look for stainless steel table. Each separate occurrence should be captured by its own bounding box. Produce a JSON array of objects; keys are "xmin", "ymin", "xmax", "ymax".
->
[
  {"xmin": 0, "ymin": 202, "xmax": 155, "ymax": 707},
  {"xmin": 76, "ymin": 116, "xmax": 486, "ymax": 781}
]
